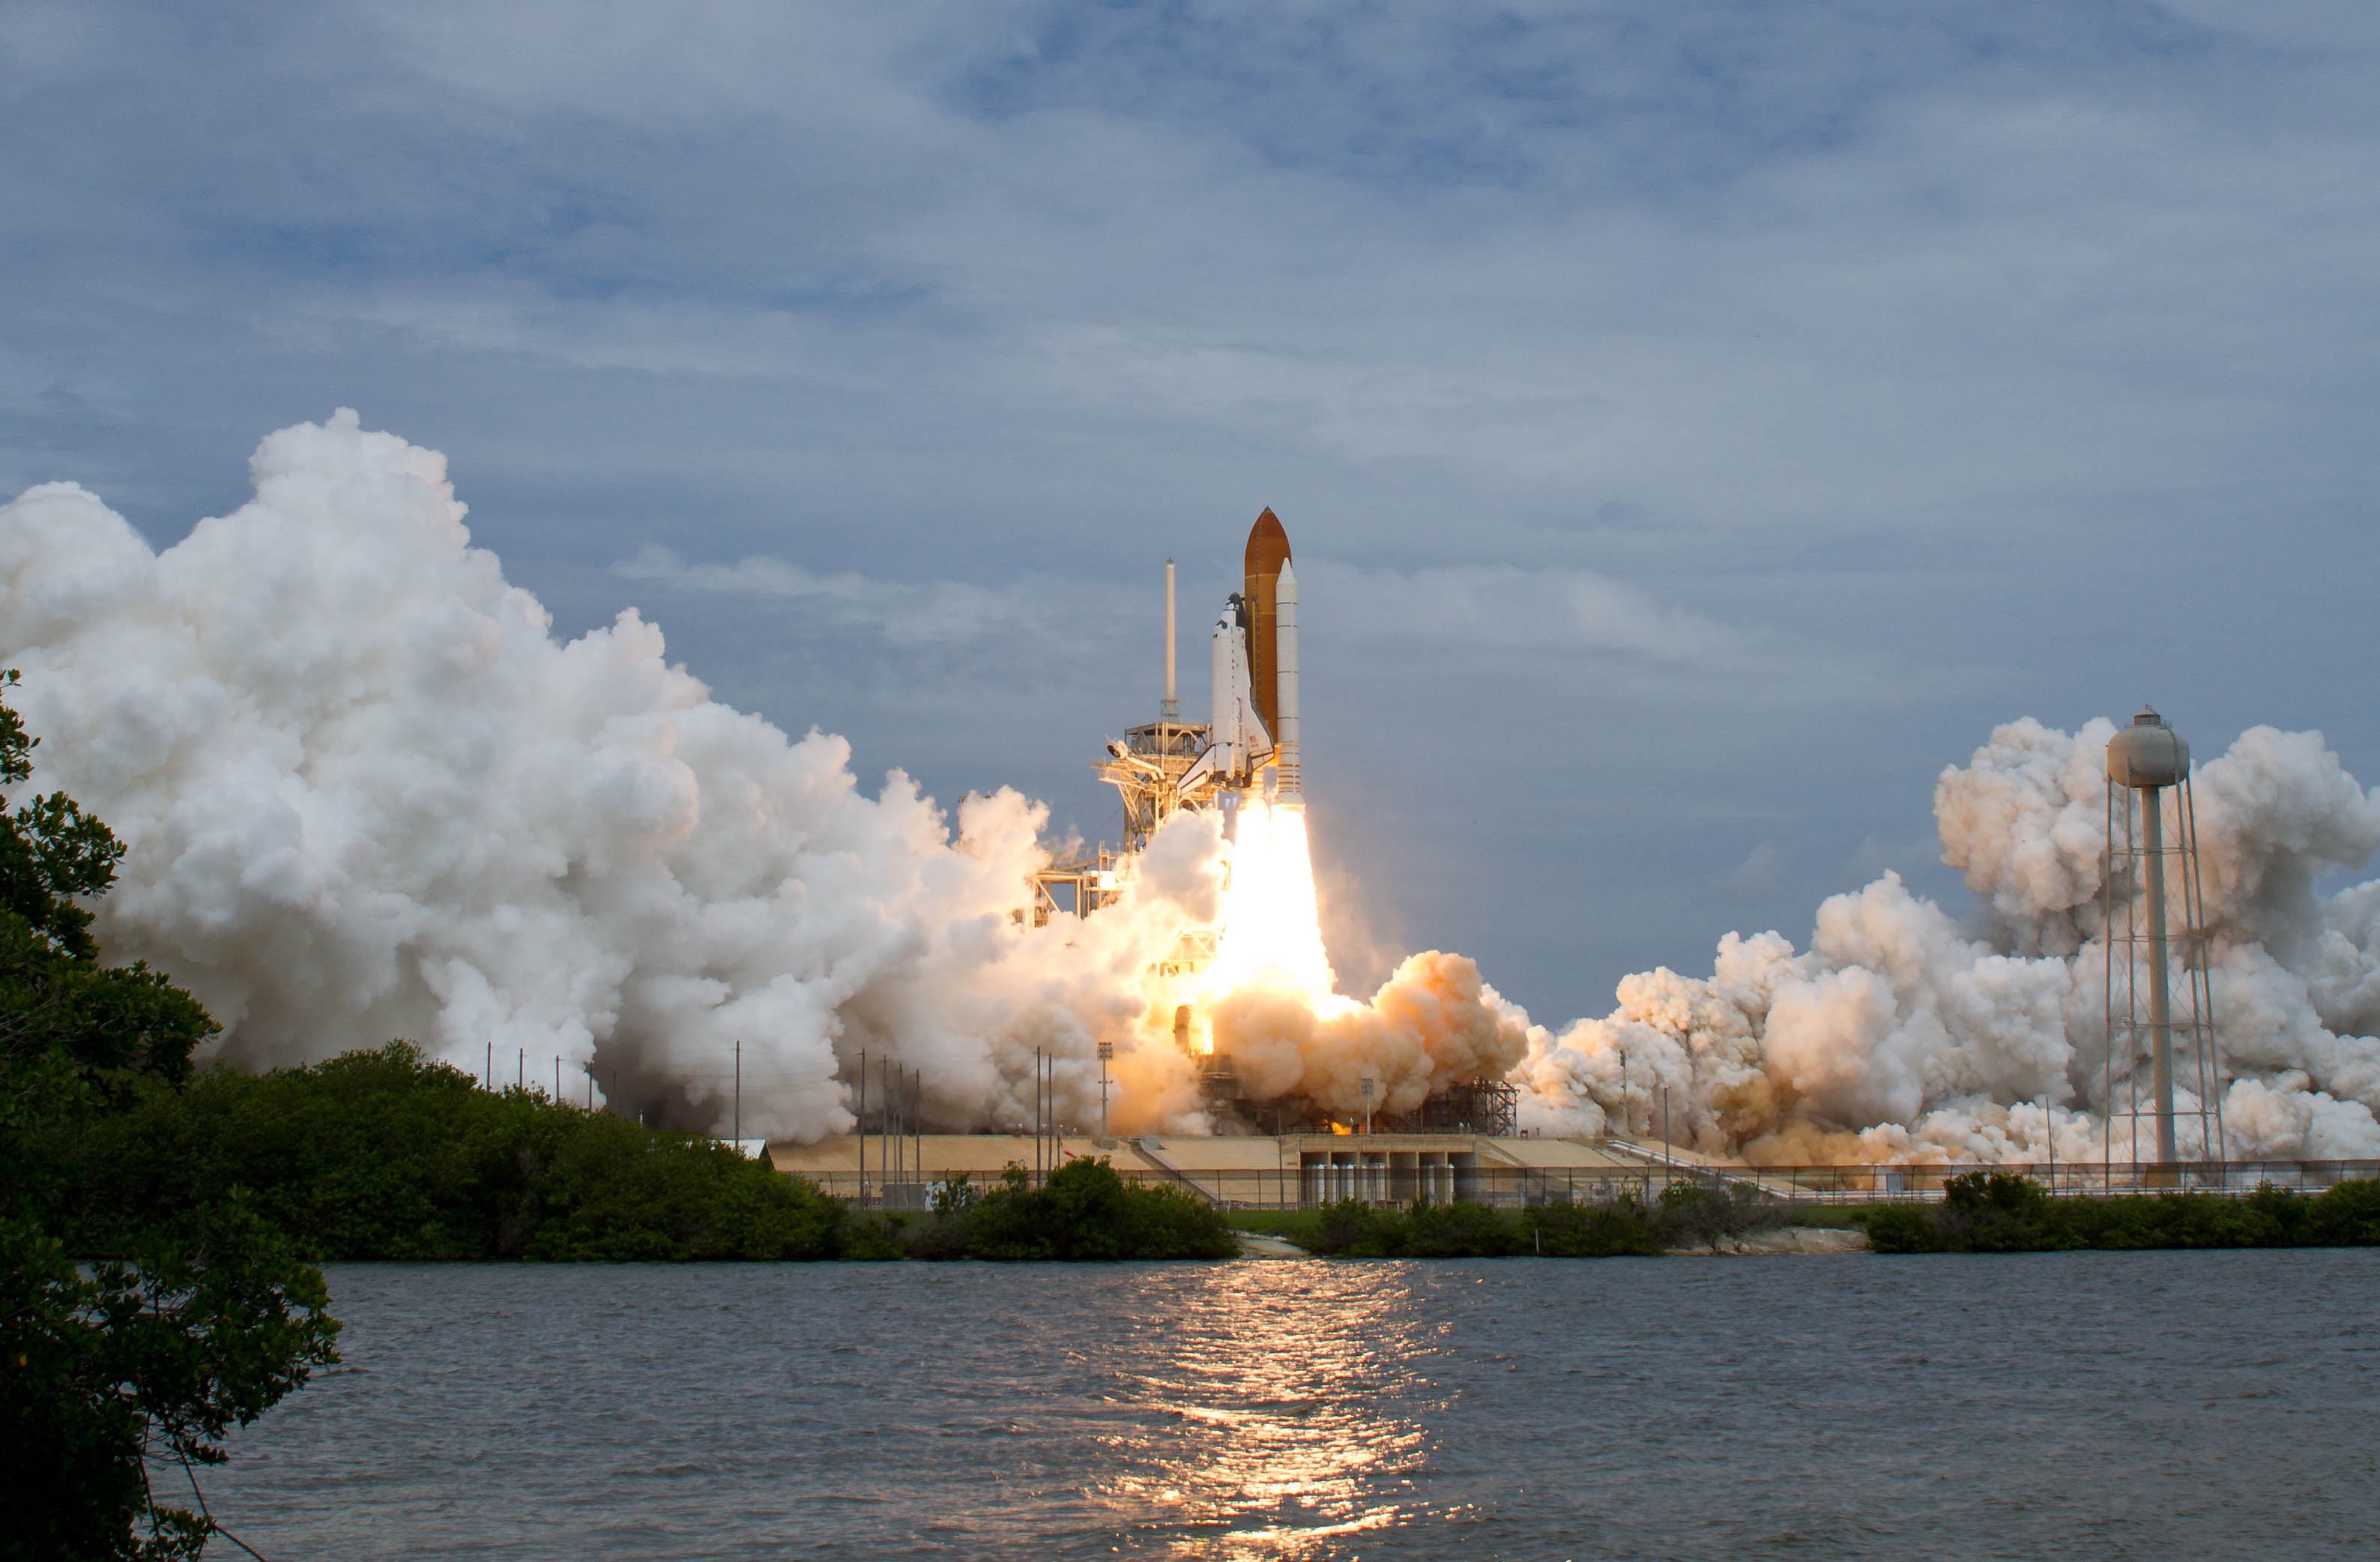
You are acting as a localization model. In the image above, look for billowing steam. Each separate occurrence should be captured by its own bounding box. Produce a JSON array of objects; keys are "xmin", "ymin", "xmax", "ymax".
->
[
  {"xmin": 10, "ymin": 412, "xmax": 2378, "ymax": 1162},
  {"xmin": 0, "ymin": 412, "xmax": 1521, "ymax": 1139},
  {"xmin": 1511, "ymin": 718, "xmax": 2380, "ymax": 1161}
]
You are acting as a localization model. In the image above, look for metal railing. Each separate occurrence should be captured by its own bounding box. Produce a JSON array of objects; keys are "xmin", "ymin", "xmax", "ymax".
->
[
  {"xmin": 1724, "ymin": 1159, "xmax": 2380, "ymax": 1204},
  {"xmin": 798, "ymin": 1159, "xmax": 2380, "ymax": 1210}
]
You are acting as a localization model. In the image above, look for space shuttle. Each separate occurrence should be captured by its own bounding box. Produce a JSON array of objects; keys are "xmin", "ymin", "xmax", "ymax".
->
[{"xmin": 1209, "ymin": 508, "xmax": 1300, "ymax": 804}]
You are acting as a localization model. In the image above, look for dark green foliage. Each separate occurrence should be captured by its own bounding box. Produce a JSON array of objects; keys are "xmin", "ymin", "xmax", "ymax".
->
[
  {"xmin": 1, "ymin": 1202, "xmax": 340, "ymax": 1562},
  {"xmin": 2304, "ymin": 1177, "xmax": 2380, "ymax": 1243},
  {"xmin": 1298, "ymin": 1198, "xmax": 1412, "ymax": 1257},
  {"xmin": 1297, "ymin": 1195, "xmax": 1656, "ymax": 1258},
  {"xmin": 1860, "ymin": 1204, "xmax": 1938, "ymax": 1252},
  {"xmin": 1942, "ymin": 1171, "xmax": 2074, "ymax": 1252},
  {"xmin": 1652, "ymin": 1180, "xmax": 1783, "ymax": 1246},
  {"xmin": 851, "ymin": 1212, "xmax": 926, "ymax": 1261},
  {"xmin": 1401, "ymin": 1197, "xmax": 1520, "ymax": 1257},
  {"xmin": 0, "ymin": 676, "xmax": 123, "ymax": 964},
  {"xmin": 62, "ymin": 1041, "xmax": 855, "ymax": 1261},
  {"xmin": 1862, "ymin": 1171, "xmax": 2380, "ymax": 1253},
  {"xmin": 1285, "ymin": 1183, "xmax": 1769, "ymax": 1258},
  {"xmin": 0, "ymin": 672, "xmax": 332, "ymax": 1558},
  {"xmin": 1520, "ymin": 1196, "xmax": 1664, "ymax": 1257},
  {"xmin": 0, "ymin": 672, "xmax": 216, "ymax": 1089},
  {"xmin": 915, "ymin": 1159, "xmax": 1239, "ymax": 1261}
]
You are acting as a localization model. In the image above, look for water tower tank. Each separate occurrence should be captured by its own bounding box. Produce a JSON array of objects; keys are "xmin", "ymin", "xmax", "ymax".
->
[{"xmin": 2107, "ymin": 707, "xmax": 2189, "ymax": 788}]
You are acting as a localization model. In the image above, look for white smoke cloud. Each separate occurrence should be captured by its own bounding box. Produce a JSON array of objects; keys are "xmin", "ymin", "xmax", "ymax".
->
[
  {"xmin": 0, "ymin": 411, "xmax": 1240, "ymax": 1141},
  {"xmin": 13, "ymin": 413, "xmax": 2380, "ymax": 1166},
  {"xmin": 1514, "ymin": 715, "xmax": 2380, "ymax": 1163},
  {"xmin": 0, "ymin": 411, "xmax": 1546, "ymax": 1148}
]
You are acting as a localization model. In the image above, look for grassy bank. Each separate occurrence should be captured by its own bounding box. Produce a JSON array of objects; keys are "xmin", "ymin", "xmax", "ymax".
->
[{"xmin": 1861, "ymin": 1172, "xmax": 2380, "ymax": 1252}]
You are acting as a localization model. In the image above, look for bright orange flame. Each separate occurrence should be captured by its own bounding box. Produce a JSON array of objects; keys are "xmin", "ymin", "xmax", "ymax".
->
[{"xmin": 1204, "ymin": 800, "xmax": 1353, "ymax": 1016}]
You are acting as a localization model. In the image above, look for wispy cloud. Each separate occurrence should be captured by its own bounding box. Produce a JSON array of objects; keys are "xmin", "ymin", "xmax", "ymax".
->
[
  {"xmin": 614, "ymin": 545, "xmax": 1087, "ymax": 647},
  {"xmin": 1308, "ymin": 559, "xmax": 1760, "ymax": 666}
]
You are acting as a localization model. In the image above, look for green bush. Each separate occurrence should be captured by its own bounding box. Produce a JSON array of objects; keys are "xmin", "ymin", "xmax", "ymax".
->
[
  {"xmin": 918, "ymin": 1159, "xmax": 1238, "ymax": 1261},
  {"xmin": 1652, "ymin": 1180, "xmax": 1783, "ymax": 1246},
  {"xmin": 2304, "ymin": 1177, "xmax": 2380, "ymax": 1243},
  {"xmin": 1862, "ymin": 1172, "xmax": 2380, "ymax": 1253},
  {"xmin": 1861, "ymin": 1204, "xmax": 1942, "ymax": 1253},
  {"xmin": 1519, "ymin": 1197, "xmax": 1664, "ymax": 1257},
  {"xmin": 1401, "ymin": 1198, "xmax": 1518, "ymax": 1257},
  {"xmin": 1298, "ymin": 1195, "xmax": 1657, "ymax": 1258},
  {"xmin": 1299, "ymin": 1197, "xmax": 1407, "ymax": 1257}
]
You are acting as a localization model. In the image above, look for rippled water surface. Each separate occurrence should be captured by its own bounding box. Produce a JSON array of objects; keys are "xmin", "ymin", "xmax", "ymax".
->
[{"xmin": 206, "ymin": 1251, "xmax": 2380, "ymax": 1560}]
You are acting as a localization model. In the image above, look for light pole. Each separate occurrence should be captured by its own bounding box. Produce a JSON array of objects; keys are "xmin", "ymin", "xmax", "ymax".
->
[
  {"xmin": 1360, "ymin": 1076, "xmax": 1375, "ymax": 1136},
  {"xmin": 1097, "ymin": 1040, "xmax": 1114, "ymax": 1144}
]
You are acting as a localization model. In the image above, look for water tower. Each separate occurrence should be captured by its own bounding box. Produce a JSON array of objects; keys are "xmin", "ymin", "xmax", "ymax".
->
[{"xmin": 2104, "ymin": 708, "xmax": 2225, "ymax": 1169}]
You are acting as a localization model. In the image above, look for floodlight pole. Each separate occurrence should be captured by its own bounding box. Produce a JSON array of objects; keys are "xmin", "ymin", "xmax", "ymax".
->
[{"xmin": 1361, "ymin": 1076, "xmax": 1375, "ymax": 1136}]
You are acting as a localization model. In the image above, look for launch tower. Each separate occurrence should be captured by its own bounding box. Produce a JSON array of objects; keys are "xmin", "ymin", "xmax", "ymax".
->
[
  {"xmin": 1093, "ymin": 510, "xmax": 1309, "ymax": 851},
  {"xmin": 1095, "ymin": 558, "xmax": 1225, "ymax": 853}
]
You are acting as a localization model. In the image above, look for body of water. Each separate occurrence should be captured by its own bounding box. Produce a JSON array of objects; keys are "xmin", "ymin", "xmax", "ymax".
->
[{"xmin": 202, "ymin": 1250, "xmax": 2380, "ymax": 1559}]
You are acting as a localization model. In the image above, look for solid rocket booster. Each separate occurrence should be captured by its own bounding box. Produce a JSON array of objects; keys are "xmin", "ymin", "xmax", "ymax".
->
[{"xmin": 1275, "ymin": 559, "xmax": 1299, "ymax": 801}]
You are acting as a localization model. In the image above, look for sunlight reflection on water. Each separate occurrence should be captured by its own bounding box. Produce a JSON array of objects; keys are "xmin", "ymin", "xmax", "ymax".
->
[
  {"xmin": 1091, "ymin": 1265, "xmax": 1439, "ymax": 1557},
  {"xmin": 205, "ymin": 1252, "xmax": 2380, "ymax": 1561}
]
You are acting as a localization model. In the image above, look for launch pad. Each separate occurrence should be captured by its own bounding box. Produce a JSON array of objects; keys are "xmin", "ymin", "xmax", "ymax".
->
[{"xmin": 1030, "ymin": 505, "xmax": 1484, "ymax": 1139}]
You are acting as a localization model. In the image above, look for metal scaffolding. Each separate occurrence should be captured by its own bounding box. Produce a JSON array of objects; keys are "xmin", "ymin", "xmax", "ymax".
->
[{"xmin": 1095, "ymin": 717, "xmax": 1224, "ymax": 854}]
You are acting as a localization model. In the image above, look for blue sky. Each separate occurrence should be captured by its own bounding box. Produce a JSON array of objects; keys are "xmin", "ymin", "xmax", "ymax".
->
[{"xmin": 5, "ymin": 0, "xmax": 2378, "ymax": 1022}]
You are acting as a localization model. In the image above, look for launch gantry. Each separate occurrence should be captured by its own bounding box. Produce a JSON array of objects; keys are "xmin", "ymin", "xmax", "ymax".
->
[
  {"xmin": 1094, "ymin": 557, "xmax": 1228, "ymax": 853},
  {"xmin": 1093, "ymin": 513, "xmax": 1302, "ymax": 855},
  {"xmin": 1038, "ymin": 516, "xmax": 1304, "ymax": 979}
]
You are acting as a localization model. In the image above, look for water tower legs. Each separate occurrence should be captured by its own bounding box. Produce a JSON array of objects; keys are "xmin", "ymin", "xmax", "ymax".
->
[{"xmin": 2142, "ymin": 788, "xmax": 2177, "ymax": 1163}]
